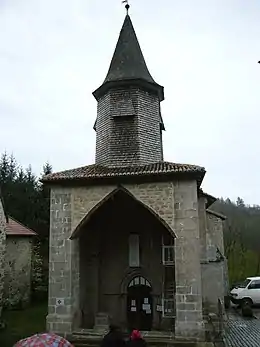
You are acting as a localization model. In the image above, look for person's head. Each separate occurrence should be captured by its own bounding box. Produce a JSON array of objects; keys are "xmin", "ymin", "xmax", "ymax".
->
[{"xmin": 130, "ymin": 330, "xmax": 142, "ymax": 340}]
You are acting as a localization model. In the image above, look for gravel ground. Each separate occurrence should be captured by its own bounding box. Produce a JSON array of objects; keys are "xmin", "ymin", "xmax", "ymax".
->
[{"xmin": 224, "ymin": 306, "xmax": 260, "ymax": 346}]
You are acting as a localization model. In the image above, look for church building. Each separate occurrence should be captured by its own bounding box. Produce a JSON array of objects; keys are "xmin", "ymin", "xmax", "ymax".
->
[{"xmin": 43, "ymin": 6, "xmax": 226, "ymax": 343}]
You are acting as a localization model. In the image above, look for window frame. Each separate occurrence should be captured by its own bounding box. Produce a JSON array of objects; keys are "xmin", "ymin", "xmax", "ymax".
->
[
  {"xmin": 162, "ymin": 298, "xmax": 175, "ymax": 318},
  {"xmin": 248, "ymin": 280, "xmax": 260, "ymax": 289},
  {"xmin": 162, "ymin": 245, "xmax": 174, "ymax": 265},
  {"xmin": 129, "ymin": 233, "xmax": 140, "ymax": 267}
]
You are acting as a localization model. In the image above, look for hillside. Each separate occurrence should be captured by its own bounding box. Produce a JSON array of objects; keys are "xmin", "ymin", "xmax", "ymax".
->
[{"xmin": 213, "ymin": 197, "xmax": 260, "ymax": 284}]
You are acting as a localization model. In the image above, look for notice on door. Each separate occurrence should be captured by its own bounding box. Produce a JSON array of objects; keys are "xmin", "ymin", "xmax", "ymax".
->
[
  {"xmin": 131, "ymin": 300, "xmax": 136, "ymax": 306},
  {"xmin": 156, "ymin": 305, "xmax": 162, "ymax": 312},
  {"xmin": 142, "ymin": 304, "xmax": 150, "ymax": 311},
  {"xmin": 131, "ymin": 307, "xmax": 137, "ymax": 312}
]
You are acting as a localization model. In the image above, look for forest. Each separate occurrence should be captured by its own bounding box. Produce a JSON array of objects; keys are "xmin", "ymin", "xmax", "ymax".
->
[{"xmin": 0, "ymin": 152, "xmax": 259, "ymax": 290}]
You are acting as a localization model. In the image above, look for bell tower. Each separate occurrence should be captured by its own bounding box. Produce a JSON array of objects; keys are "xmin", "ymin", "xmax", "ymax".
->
[{"xmin": 93, "ymin": 10, "xmax": 165, "ymax": 168}]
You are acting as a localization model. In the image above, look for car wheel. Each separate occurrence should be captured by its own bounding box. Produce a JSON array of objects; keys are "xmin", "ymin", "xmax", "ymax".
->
[{"xmin": 242, "ymin": 298, "xmax": 253, "ymax": 307}]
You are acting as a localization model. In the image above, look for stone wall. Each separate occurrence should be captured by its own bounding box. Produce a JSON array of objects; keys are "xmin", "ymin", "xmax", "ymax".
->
[
  {"xmin": 198, "ymin": 196, "xmax": 207, "ymax": 262},
  {"xmin": 47, "ymin": 189, "xmax": 79, "ymax": 334},
  {"xmin": 4, "ymin": 236, "xmax": 33, "ymax": 307},
  {"xmin": 201, "ymin": 262, "xmax": 224, "ymax": 314},
  {"xmin": 0, "ymin": 197, "xmax": 6, "ymax": 318},
  {"xmin": 200, "ymin": 212, "xmax": 225, "ymax": 314},
  {"xmin": 95, "ymin": 87, "xmax": 163, "ymax": 167},
  {"xmin": 206, "ymin": 213, "xmax": 225, "ymax": 258},
  {"xmin": 47, "ymin": 180, "xmax": 204, "ymax": 340},
  {"xmin": 173, "ymin": 182, "xmax": 204, "ymax": 340}
]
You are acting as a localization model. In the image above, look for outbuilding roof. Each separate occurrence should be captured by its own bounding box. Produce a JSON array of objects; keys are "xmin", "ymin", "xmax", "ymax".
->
[{"xmin": 6, "ymin": 217, "xmax": 37, "ymax": 237}]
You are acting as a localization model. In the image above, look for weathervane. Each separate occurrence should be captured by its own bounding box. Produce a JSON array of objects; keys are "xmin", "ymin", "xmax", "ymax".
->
[{"xmin": 122, "ymin": 0, "xmax": 130, "ymax": 14}]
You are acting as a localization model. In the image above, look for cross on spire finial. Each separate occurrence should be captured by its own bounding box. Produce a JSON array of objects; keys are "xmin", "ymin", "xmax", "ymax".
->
[{"xmin": 122, "ymin": 0, "xmax": 130, "ymax": 14}]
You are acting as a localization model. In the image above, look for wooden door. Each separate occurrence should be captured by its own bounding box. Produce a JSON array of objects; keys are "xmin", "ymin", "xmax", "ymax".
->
[{"xmin": 127, "ymin": 281, "xmax": 153, "ymax": 331}]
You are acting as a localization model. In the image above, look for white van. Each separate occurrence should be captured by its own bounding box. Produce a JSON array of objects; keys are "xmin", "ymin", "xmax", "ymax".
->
[{"xmin": 230, "ymin": 276, "xmax": 260, "ymax": 306}]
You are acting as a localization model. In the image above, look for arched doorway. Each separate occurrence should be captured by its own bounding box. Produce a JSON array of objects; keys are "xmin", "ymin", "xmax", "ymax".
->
[
  {"xmin": 127, "ymin": 276, "xmax": 153, "ymax": 331},
  {"xmin": 70, "ymin": 186, "xmax": 175, "ymax": 330}
]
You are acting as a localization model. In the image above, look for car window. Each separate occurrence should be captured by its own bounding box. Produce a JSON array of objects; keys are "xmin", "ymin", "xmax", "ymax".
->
[
  {"xmin": 249, "ymin": 280, "xmax": 260, "ymax": 289},
  {"xmin": 237, "ymin": 279, "xmax": 251, "ymax": 288}
]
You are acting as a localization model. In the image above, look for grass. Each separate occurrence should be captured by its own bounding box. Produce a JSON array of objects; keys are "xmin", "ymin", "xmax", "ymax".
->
[{"xmin": 0, "ymin": 301, "xmax": 47, "ymax": 347}]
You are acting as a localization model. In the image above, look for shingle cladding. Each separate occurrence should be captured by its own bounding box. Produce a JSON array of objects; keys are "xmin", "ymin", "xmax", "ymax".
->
[
  {"xmin": 95, "ymin": 87, "xmax": 163, "ymax": 167},
  {"xmin": 93, "ymin": 12, "xmax": 167, "ymax": 168},
  {"xmin": 137, "ymin": 89, "xmax": 162, "ymax": 163},
  {"xmin": 95, "ymin": 89, "xmax": 140, "ymax": 167}
]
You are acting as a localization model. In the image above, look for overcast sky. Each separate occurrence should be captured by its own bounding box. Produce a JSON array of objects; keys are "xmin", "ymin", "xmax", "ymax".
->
[{"xmin": 0, "ymin": 0, "xmax": 260, "ymax": 204}]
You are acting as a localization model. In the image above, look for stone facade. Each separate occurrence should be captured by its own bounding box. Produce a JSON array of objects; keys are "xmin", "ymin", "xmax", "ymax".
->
[
  {"xmin": 47, "ymin": 180, "xmax": 206, "ymax": 340},
  {"xmin": 47, "ymin": 189, "xmax": 80, "ymax": 334},
  {"xmin": 4, "ymin": 236, "xmax": 34, "ymax": 307},
  {"xmin": 0, "ymin": 193, "xmax": 36, "ymax": 311},
  {"xmin": 201, "ymin": 208, "xmax": 227, "ymax": 314}
]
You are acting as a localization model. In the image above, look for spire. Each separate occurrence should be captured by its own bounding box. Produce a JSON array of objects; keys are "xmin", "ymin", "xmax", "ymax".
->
[{"xmin": 93, "ymin": 13, "xmax": 164, "ymax": 101}]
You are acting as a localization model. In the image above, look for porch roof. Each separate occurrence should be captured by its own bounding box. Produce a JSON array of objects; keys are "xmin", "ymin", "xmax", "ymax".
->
[{"xmin": 41, "ymin": 161, "xmax": 205, "ymax": 186}]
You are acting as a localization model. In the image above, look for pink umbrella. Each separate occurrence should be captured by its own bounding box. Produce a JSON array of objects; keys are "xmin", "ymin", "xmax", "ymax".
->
[{"xmin": 13, "ymin": 332, "xmax": 74, "ymax": 347}]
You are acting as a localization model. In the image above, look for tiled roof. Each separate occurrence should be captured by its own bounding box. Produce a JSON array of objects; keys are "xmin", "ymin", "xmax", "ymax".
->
[
  {"xmin": 6, "ymin": 217, "xmax": 37, "ymax": 236},
  {"xmin": 42, "ymin": 161, "xmax": 205, "ymax": 183}
]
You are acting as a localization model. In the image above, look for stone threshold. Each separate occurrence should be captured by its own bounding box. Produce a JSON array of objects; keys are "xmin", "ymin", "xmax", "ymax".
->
[
  {"xmin": 69, "ymin": 329, "xmax": 214, "ymax": 347},
  {"xmin": 72, "ymin": 328, "xmax": 175, "ymax": 339}
]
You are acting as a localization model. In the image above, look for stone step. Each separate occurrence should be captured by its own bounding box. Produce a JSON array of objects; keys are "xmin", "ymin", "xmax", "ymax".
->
[
  {"xmin": 69, "ymin": 333, "xmax": 214, "ymax": 347},
  {"xmin": 71, "ymin": 340, "xmax": 213, "ymax": 347}
]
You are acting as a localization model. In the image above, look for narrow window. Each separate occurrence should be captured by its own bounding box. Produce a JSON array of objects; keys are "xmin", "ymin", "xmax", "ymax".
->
[
  {"xmin": 162, "ymin": 298, "xmax": 175, "ymax": 318},
  {"xmin": 162, "ymin": 246, "xmax": 174, "ymax": 265},
  {"xmin": 129, "ymin": 234, "xmax": 140, "ymax": 267}
]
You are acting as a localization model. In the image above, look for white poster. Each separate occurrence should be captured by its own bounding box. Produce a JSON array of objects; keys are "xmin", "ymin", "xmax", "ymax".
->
[
  {"xmin": 156, "ymin": 305, "xmax": 162, "ymax": 312},
  {"xmin": 131, "ymin": 300, "xmax": 136, "ymax": 306},
  {"xmin": 131, "ymin": 307, "xmax": 137, "ymax": 312},
  {"xmin": 144, "ymin": 298, "xmax": 149, "ymax": 304},
  {"xmin": 146, "ymin": 309, "xmax": 151, "ymax": 314},
  {"xmin": 142, "ymin": 304, "xmax": 150, "ymax": 310}
]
